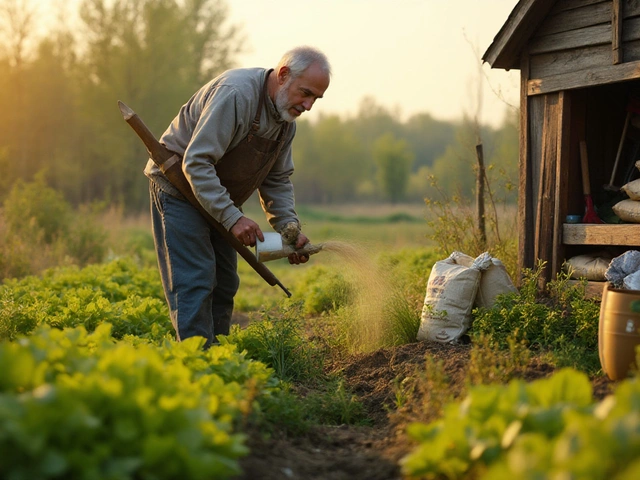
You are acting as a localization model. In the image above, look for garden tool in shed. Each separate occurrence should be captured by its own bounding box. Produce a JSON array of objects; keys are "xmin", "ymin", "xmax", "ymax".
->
[
  {"xmin": 580, "ymin": 140, "xmax": 603, "ymax": 224},
  {"xmin": 605, "ymin": 95, "xmax": 640, "ymax": 191}
]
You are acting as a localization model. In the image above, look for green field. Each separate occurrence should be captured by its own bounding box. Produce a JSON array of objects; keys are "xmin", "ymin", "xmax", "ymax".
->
[{"xmin": 234, "ymin": 201, "xmax": 434, "ymax": 312}]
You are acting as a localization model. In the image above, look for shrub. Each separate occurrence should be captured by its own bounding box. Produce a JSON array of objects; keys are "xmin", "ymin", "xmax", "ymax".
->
[
  {"xmin": 0, "ymin": 176, "xmax": 110, "ymax": 278},
  {"xmin": 291, "ymin": 265, "xmax": 353, "ymax": 315},
  {"xmin": 471, "ymin": 262, "xmax": 601, "ymax": 373}
]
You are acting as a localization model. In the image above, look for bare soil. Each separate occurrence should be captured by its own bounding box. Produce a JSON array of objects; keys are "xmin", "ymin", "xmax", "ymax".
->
[{"xmin": 233, "ymin": 340, "xmax": 615, "ymax": 480}]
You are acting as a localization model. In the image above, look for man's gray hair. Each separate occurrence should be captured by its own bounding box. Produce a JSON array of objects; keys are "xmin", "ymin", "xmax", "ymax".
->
[{"xmin": 277, "ymin": 46, "xmax": 331, "ymax": 79}]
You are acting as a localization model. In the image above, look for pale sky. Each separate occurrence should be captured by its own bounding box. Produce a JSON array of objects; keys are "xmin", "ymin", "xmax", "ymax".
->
[{"xmin": 225, "ymin": 0, "xmax": 521, "ymax": 127}]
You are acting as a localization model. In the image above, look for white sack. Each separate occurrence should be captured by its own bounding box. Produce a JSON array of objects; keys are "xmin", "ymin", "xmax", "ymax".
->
[
  {"xmin": 565, "ymin": 253, "xmax": 613, "ymax": 281},
  {"xmin": 612, "ymin": 199, "xmax": 640, "ymax": 223},
  {"xmin": 621, "ymin": 178, "xmax": 640, "ymax": 201},
  {"xmin": 417, "ymin": 252, "xmax": 480, "ymax": 344},
  {"xmin": 450, "ymin": 251, "xmax": 517, "ymax": 309}
]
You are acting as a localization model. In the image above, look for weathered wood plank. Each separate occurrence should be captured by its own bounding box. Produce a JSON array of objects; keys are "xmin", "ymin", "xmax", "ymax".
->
[
  {"xmin": 519, "ymin": 51, "xmax": 535, "ymax": 282},
  {"xmin": 535, "ymin": 94, "xmax": 560, "ymax": 284},
  {"xmin": 563, "ymin": 223, "xmax": 640, "ymax": 244},
  {"xmin": 536, "ymin": 2, "xmax": 611, "ymax": 37},
  {"xmin": 529, "ymin": 23, "xmax": 611, "ymax": 54},
  {"xmin": 530, "ymin": 39, "xmax": 640, "ymax": 79},
  {"xmin": 530, "ymin": 44, "xmax": 612, "ymax": 78},
  {"xmin": 483, "ymin": 0, "xmax": 557, "ymax": 70},
  {"xmin": 552, "ymin": 92, "xmax": 572, "ymax": 278},
  {"xmin": 613, "ymin": 0, "xmax": 623, "ymax": 64},
  {"xmin": 528, "ymin": 59, "xmax": 640, "ymax": 95},
  {"xmin": 621, "ymin": 38, "xmax": 640, "ymax": 61},
  {"xmin": 550, "ymin": 0, "xmax": 609, "ymax": 15},
  {"xmin": 624, "ymin": 0, "xmax": 640, "ymax": 18},
  {"xmin": 622, "ymin": 16, "xmax": 640, "ymax": 41}
]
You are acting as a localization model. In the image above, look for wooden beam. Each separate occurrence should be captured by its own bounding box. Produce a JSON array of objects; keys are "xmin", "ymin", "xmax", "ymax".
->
[
  {"xmin": 534, "ymin": 94, "xmax": 560, "ymax": 285},
  {"xmin": 483, "ymin": 0, "xmax": 557, "ymax": 70},
  {"xmin": 613, "ymin": 0, "xmax": 623, "ymax": 64},
  {"xmin": 552, "ymin": 92, "xmax": 571, "ymax": 279},
  {"xmin": 528, "ymin": 59, "xmax": 640, "ymax": 95},
  {"xmin": 563, "ymin": 224, "xmax": 640, "ymax": 245},
  {"xmin": 518, "ymin": 50, "xmax": 533, "ymax": 285}
]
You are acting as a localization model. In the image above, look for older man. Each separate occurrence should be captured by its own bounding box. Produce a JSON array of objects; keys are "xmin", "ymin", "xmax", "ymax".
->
[{"xmin": 145, "ymin": 46, "xmax": 331, "ymax": 347}]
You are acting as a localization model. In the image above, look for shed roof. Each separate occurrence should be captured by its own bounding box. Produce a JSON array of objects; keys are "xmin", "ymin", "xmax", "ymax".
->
[{"xmin": 483, "ymin": 0, "xmax": 557, "ymax": 70}]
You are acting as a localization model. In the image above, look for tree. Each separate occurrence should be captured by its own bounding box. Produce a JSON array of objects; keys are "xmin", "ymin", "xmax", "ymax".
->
[
  {"xmin": 293, "ymin": 115, "xmax": 368, "ymax": 203},
  {"xmin": 74, "ymin": 0, "xmax": 244, "ymax": 209},
  {"xmin": 373, "ymin": 133, "xmax": 414, "ymax": 203}
]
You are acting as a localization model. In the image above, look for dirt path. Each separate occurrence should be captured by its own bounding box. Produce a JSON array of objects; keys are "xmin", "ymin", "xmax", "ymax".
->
[{"xmin": 234, "ymin": 342, "xmax": 614, "ymax": 480}]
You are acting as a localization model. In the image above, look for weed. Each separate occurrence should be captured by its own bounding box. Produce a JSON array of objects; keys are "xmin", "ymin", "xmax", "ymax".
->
[
  {"xmin": 471, "ymin": 261, "xmax": 601, "ymax": 374},
  {"xmin": 223, "ymin": 303, "xmax": 323, "ymax": 383},
  {"xmin": 392, "ymin": 356, "xmax": 455, "ymax": 425},
  {"xmin": 424, "ymin": 174, "xmax": 518, "ymax": 280},
  {"xmin": 291, "ymin": 264, "xmax": 353, "ymax": 315},
  {"xmin": 303, "ymin": 378, "xmax": 368, "ymax": 425},
  {"xmin": 466, "ymin": 333, "xmax": 532, "ymax": 385}
]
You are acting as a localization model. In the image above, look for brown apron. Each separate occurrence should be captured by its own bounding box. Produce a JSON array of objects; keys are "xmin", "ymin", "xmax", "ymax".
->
[{"xmin": 214, "ymin": 69, "xmax": 291, "ymax": 207}]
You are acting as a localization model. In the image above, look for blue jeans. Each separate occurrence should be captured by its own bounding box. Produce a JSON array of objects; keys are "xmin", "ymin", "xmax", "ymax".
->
[{"xmin": 149, "ymin": 181, "xmax": 239, "ymax": 347}]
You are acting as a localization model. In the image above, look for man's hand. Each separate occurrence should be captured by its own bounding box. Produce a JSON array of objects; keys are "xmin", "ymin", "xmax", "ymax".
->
[
  {"xmin": 231, "ymin": 216, "xmax": 264, "ymax": 247},
  {"xmin": 288, "ymin": 232, "xmax": 310, "ymax": 265}
]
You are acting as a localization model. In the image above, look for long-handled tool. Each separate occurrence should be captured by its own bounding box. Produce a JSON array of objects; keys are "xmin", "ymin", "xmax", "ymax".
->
[
  {"xmin": 117, "ymin": 100, "xmax": 292, "ymax": 297},
  {"xmin": 580, "ymin": 140, "xmax": 603, "ymax": 223},
  {"xmin": 605, "ymin": 95, "xmax": 640, "ymax": 191}
]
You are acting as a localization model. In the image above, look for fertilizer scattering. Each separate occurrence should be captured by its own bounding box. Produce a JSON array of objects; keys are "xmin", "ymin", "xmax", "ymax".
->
[{"xmin": 316, "ymin": 240, "xmax": 396, "ymax": 352}]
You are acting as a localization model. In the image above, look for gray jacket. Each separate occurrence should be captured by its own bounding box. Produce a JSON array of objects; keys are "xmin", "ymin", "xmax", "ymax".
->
[{"xmin": 144, "ymin": 67, "xmax": 298, "ymax": 232}]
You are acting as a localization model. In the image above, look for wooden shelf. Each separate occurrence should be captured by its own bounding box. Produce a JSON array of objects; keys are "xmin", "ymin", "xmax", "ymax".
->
[{"xmin": 563, "ymin": 224, "xmax": 640, "ymax": 246}]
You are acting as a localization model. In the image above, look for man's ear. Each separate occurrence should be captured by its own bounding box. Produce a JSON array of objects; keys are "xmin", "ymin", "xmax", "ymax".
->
[{"xmin": 277, "ymin": 66, "xmax": 290, "ymax": 85}]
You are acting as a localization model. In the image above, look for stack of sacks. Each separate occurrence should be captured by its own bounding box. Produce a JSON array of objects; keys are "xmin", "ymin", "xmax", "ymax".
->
[
  {"xmin": 613, "ymin": 161, "xmax": 640, "ymax": 222},
  {"xmin": 417, "ymin": 251, "xmax": 517, "ymax": 344},
  {"xmin": 605, "ymin": 250, "xmax": 640, "ymax": 290}
]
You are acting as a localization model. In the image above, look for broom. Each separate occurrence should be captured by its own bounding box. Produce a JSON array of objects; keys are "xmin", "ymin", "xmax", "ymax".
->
[{"xmin": 580, "ymin": 140, "xmax": 603, "ymax": 223}]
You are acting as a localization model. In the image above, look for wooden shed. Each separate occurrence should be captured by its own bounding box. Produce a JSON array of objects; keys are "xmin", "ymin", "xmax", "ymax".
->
[{"xmin": 484, "ymin": 0, "xmax": 640, "ymax": 293}]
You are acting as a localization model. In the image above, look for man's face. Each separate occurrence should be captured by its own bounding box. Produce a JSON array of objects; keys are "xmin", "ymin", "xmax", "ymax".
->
[{"xmin": 275, "ymin": 62, "xmax": 330, "ymax": 122}]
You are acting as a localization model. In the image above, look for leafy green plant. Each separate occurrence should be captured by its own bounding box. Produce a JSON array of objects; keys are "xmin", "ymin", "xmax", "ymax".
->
[
  {"xmin": 0, "ymin": 323, "xmax": 278, "ymax": 480},
  {"xmin": 291, "ymin": 264, "xmax": 353, "ymax": 315},
  {"xmin": 223, "ymin": 303, "xmax": 322, "ymax": 383},
  {"xmin": 401, "ymin": 368, "xmax": 640, "ymax": 480},
  {"xmin": 303, "ymin": 379, "xmax": 368, "ymax": 425},
  {"xmin": 471, "ymin": 262, "xmax": 601, "ymax": 373},
  {"xmin": 466, "ymin": 333, "xmax": 532, "ymax": 386},
  {"xmin": 0, "ymin": 257, "xmax": 172, "ymax": 342}
]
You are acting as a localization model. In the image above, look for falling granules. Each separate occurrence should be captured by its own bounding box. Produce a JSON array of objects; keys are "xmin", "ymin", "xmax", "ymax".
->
[{"xmin": 317, "ymin": 240, "xmax": 396, "ymax": 353}]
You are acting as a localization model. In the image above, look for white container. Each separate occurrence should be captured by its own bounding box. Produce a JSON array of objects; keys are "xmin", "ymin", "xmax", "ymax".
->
[
  {"xmin": 255, "ymin": 232, "xmax": 288, "ymax": 262},
  {"xmin": 255, "ymin": 232, "xmax": 324, "ymax": 262}
]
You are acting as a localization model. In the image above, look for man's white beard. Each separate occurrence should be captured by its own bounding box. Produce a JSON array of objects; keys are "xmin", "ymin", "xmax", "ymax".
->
[{"xmin": 275, "ymin": 79, "xmax": 297, "ymax": 123}]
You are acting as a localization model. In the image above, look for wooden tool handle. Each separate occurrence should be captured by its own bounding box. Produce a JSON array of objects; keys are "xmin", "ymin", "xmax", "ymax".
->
[{"xmin": 579, "ymin": 140, "xmax": 591, "ymax": 195}]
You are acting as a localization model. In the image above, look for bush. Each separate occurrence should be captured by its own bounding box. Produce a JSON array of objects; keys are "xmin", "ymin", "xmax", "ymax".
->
[
  {"xmin": 0, "ymin": 324, "xmax": 277, "ymax": 480},
  {"xmin": 291, "ymin": 265, "xmax": 353, "ymax": 315},
  {"xmin": 471, "ymin": 262, "xmax": 601, "ymax": 373},
  {"xmin": 0, "ymin": 257, "xmax": 171, "ymax": 342},
  {"xmin": 0, "ymin": 176, "xmax": 110, "ymax": 279}
]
